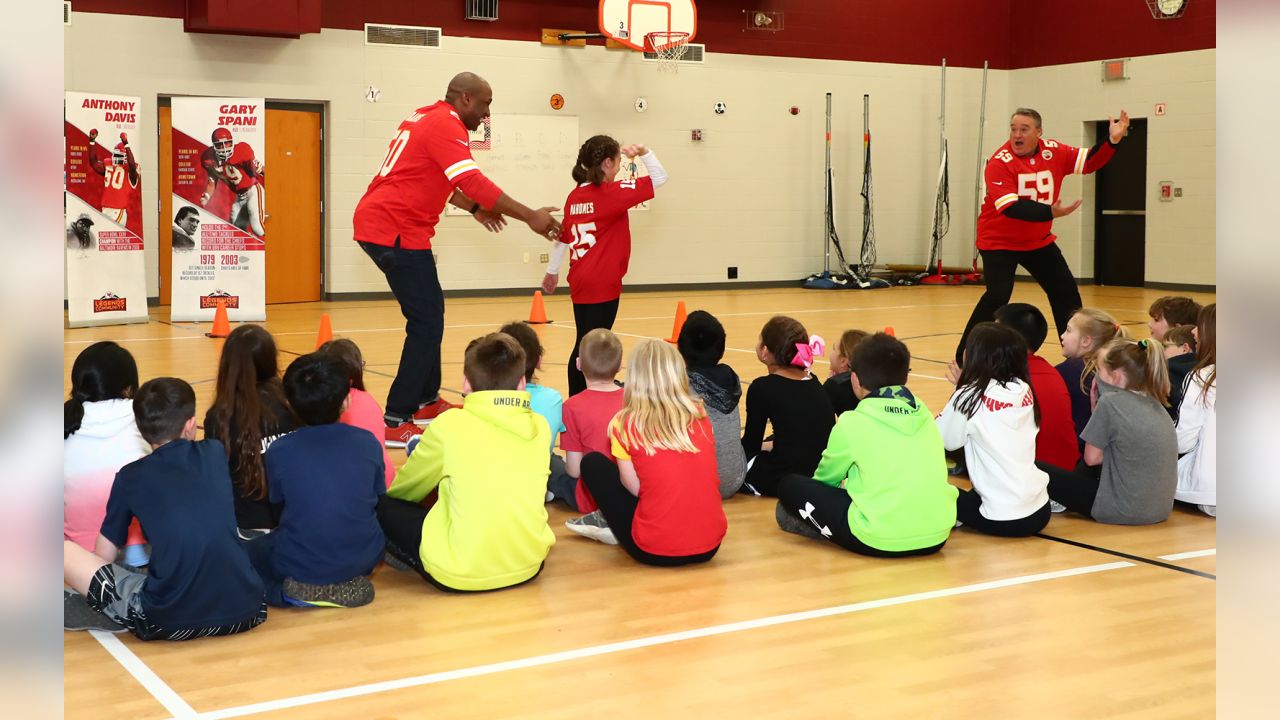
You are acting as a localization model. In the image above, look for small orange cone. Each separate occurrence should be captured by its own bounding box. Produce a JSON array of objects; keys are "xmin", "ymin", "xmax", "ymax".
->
[
  {"xmin": 665, "ymin": 301, "xmax": 688, "ymax": 343},
  {"xmin": 884, "ymin": 326, "xmax": 895, "ymax": 337},
  {"xmin": 315, "ymin": 313, "xmax": 334, "ymax": 349},
  {"xmin": 206, "ymin": 299, "xmax": 231, "ymax": 338},
  {"xmin": 525, "ymin": 290, "xmax": 551, "ymax": 324}
]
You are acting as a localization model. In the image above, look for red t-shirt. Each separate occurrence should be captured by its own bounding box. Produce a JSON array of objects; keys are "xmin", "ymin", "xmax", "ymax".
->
[
  {"xmin": 354, "ymin": 101, "xmax": 504, "ymax": 250},
  {"xmin": 560, "ymin": 387, "xmax": 625, "ymax": 512},
  {"xmin": 560, "ymin": 177, "xmax": 655, "ymax": 304},
  {"xmin": 976, "ymin": 138, "xmax": 1114, "ymax": 252},
  {"xmin": 610, "ymin": 414, "xmax": 726, "ymax": 556},
  {"xmin": 1028, "ymin": 353, "xmax": 1081, "ymax": 471}
]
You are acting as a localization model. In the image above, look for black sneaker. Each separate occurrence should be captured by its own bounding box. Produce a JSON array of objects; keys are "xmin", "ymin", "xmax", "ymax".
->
[
  {"xmin": 64, "ymin": 590, "xmax": 126, "ymax": 633},
  {"xmin": 282, "ymin": 576, "xmax": 375, "ymax": 608}
]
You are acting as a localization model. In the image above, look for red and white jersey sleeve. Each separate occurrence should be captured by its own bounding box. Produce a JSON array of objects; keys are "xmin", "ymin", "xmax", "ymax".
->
[
  {"xmin": 226, "ymin": 142, "xmax": 261, "ymax": 191},
  {"xmin": 560, "ymin": 177, "xmax": 655, "ymax": 304},
  {"xmin": 353, "ymin": 101, "xmax": 504, "ymax": 250}
]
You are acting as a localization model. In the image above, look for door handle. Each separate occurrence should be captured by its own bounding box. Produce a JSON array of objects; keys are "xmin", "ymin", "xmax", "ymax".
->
[{"xmin": 1100, "ymin": 210, "xmax": 1146, "ymax": 216}]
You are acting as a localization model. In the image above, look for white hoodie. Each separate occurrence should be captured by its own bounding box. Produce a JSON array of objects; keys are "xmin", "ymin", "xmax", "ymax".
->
[
  {"xmin": 937, "ymin": 378, "xmax": 1049, "ymax": 521},
  {"xmin": 1175, "ymin": 366, "xmax": 1215, "ymax": 507},
  {"xmin": 64, "ymin": 398, "xmax": 150, "ymax": 549}
]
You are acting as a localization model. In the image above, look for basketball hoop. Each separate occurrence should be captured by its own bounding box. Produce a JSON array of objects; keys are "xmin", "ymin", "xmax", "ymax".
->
[{"xmin": 645, "ymin": 31, "xmax": 690, "ymax": 72}]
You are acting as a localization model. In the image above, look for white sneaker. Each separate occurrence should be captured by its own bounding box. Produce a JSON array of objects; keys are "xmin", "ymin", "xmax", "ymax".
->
[
  {"xmin": 565, "ymin": 510, "xmax": 618, "ymax": 545},
  {"xmin": 1049, "ymin": 500, "xmax": 1067, "ymax": 513}
]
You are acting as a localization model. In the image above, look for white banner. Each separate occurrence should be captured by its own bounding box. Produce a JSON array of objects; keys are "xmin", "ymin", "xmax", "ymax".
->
[
  {"xmin": 64, "ymin": 92, "xmax": 148, "ymax": 327},
  {"xmin": 170, "ymin": 97, "xmax": 266, "ymax": 321}
]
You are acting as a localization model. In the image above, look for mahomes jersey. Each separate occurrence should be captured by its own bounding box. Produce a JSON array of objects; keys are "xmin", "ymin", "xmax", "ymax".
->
[
  {"xmin": 976, "ymin": 138, "xmax": 1114, "ymax": 252},
  {"xmin": 202, "ymin": 143, "xmax": 261, "ymax": 193},
  {"xmin": 559, "ymin": 177, "xmax": 655, "ymax": 304},
  {"xmin": 354, "ymin": 101, "xmax": 503, "ymax": 250}
]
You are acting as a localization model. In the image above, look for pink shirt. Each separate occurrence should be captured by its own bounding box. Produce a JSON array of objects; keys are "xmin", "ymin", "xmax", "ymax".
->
[{"xmin": 341, "ymin": 388, "xmax": 395, "ymax": 487}]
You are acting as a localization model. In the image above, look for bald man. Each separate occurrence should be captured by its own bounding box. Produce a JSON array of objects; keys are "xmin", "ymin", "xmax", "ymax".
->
[{"xmin": 354, "ymin": 72, "xmax": 561, "ymax": 447}]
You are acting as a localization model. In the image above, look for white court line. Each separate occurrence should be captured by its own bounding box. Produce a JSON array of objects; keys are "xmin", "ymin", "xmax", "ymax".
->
[
  {"xmin": 186, "ymin": 561, "xmax": 1131, "ymax": 719},
  {"xmin": 1158, "ymin": 549, "xmax": 1216, "ymax": 561},
  {"xmin": 90, "ymin": 630, "xmax": 197, "ymax": 719}
]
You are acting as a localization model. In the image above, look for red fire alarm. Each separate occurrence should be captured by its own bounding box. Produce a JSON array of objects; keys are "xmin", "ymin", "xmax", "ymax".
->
[
  {"xmin": 1159, "ymin": 181, "xmax": 1173, "ymax": 202},
  {"xmin": 1101, "ymin": 58, "xmax": 1128, "ymax": 82}
]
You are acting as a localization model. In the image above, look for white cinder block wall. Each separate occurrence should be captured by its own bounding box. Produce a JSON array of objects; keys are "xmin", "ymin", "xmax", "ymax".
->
[{"xmin": 63, "ymin": 13, "xmax": 1213, "ymax": 296}]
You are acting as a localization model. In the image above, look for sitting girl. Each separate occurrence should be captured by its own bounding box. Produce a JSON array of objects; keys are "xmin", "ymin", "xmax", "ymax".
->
[
  {"xmin": 1056, "ymin": 308, "xmax": 1125, "ymax": 451},
  {"xmin": 318, "ymin": 338, "xmax": 396, "ymax": 487},
  {"xmin": 1175, "ymin": 303, "xmax": 1215, "ymax": 517}
]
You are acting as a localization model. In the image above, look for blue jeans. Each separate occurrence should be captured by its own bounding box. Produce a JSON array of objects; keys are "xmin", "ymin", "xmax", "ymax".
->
[{"xmin": 359, "ymin": 240, "xmax": 445, "ymax": 420}]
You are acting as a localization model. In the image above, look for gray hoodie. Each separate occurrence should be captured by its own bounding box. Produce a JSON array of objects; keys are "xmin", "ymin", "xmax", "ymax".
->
[{"xmin": 687, "ymin": 365, "xmax": 746, "ymax": 498}]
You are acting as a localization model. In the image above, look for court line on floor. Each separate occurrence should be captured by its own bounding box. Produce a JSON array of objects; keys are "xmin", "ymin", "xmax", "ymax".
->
[
  {"xmin": 90, "ymin": 630, "xmax": 197, "ymax": 719},
  {"xmin": 1159, "ymin": 548, "xmax": 1216, "ymax": 561},
  {"xmin": 180, "ymin": 560, "xmax": 1131, "ymax": 719},
  {"xmin": 1035, "ymin": 533, "xmax": 1215, "ymax": 580}
]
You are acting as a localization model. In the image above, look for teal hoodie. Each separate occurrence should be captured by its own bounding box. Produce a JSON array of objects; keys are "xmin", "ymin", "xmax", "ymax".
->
[{"xmin": 813, "ymin": 386, "xmax": 956, "ymax": 551}]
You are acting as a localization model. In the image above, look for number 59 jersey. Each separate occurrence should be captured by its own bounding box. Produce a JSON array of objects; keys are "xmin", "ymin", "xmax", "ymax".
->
[
  {"xmin": 977, "ymin": 138, "xmax": 1093, "ymax": 252},
  {"xmin": 559, "ymin": 176, "xmax": 655, "ymax": 304}
]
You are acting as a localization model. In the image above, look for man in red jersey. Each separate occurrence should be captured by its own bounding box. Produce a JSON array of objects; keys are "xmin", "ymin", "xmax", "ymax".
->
[
  {"xmin": 354, "ymin": 71, "xmax": 561, "ymax": 446},
  {"xmin": 954, "ymin": 107, "xmax": 1130, "ymax": 363}
]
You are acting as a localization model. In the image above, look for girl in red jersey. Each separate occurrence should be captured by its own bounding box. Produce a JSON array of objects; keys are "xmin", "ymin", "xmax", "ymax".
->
[
  {"xmin": 541, "ymin": 135, "xmax": 668, "ymax": 396},
  {"xmin": 564, "ymin": 339, "xmax": 726, "ymax": 566}
]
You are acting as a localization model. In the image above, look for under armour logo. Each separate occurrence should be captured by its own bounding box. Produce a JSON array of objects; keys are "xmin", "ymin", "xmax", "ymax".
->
[{"xmin": 799, "ymin": 501, "xmax": 833, "ymax": 538}]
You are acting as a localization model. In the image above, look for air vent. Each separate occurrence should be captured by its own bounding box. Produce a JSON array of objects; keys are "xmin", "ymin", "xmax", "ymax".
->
[
  {"xmin": 64, "ymin": 2, "xmax": 71, "ymax": 25},
  {"xmin": 465, "ymin": 0, "xmax": 499, "ymax": 22},
  {"xmin": 642, "ymin": 42, "xmax": 705, "ymax": 64},
  {"xmin": 365, "ymin": 23, "xmax": 442, "ymax": 48}
]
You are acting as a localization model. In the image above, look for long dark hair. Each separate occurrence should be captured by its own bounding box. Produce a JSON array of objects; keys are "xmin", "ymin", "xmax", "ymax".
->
[
  {"xmin": 759, "ymin": 315, "xmax": 808, "ymax": 368},
  {"xmin": 953, "ymin": 322, "xmax": 1039, "ymax": 424},
  {"xmin": 65, "ymin": 341, "xmax": 139, "ymax": 438},
  {"xmin": 1191, "ymin": 303, "xmax": 1216, "ymax": 402},
  {"xmin": 572, "ymin": 135, "xmax": 620, "ymax": 185},
  {"xmin": 209, "ymin": 325, "xmax": 290, "ymax": 500}
]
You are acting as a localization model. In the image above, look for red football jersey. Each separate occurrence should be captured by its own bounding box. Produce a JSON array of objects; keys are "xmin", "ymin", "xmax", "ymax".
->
[
  {"xmin": 354, "ymin": 101, "xmax": 503, "ymax": 250},
  {"xmin": 100, "ymin": 164, "xmax": 138, "ymax": 211},
  {"xmin": 976, "ymin": 138, "xmax": 1114, "ymax": 252},
  {"xmin": 201, "ymin": 144, "xmax": 261, "ymax": 193},
  {"xmin": 1028, "ymin": 353, "xmax": 1081, "ymax": 471},
  {"xmin": 559, "ymin": 177, "xmax": 655, "ymax": 304}
]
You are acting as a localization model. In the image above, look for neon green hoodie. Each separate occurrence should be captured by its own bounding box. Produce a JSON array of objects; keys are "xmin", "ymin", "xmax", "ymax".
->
[
  {"xmin": 813, "ymin": 386, "xmax": 956, "ymax": 551},
  {"xmin": 388, "ymin": 390, "xmax": 555, "ymax": 591}
]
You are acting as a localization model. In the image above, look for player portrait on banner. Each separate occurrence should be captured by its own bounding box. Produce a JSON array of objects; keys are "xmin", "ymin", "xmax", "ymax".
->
[
  {"xmin": 201, "ymin": 127, "xmax": 266, "ymax": 238},
  {"xmin": 172, "ymin": 205, "xmax": 199, "ymax": 251}
]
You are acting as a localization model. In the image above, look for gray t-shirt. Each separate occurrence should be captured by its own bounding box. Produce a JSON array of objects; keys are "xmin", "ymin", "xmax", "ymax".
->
[{"xmin": 1081, "ymin": 387, "xmax": 1178, "ymax": 524}]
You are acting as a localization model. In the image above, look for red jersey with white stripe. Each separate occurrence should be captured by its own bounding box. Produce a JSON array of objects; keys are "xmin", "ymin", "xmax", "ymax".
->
[
  {"xmin": 559, "ymin": 177, "xmax": 655, "ymax": 304},
  {"xmin": 201, "ymin": 143, "xmax": 262, "ymax": 194},
  {"xmin": 100, "ymin": 164, "xmax": 139, "ymax": 210},
  {"xmin": 354, "ymin": 101, "xmax": 504, "ymax": 250},
  {"xmin": 977, "ymin": 138, "xmax": 1114, "ymax": 252}
]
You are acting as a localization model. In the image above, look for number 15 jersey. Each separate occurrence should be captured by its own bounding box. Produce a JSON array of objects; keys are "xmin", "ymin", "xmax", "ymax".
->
[
  {"xmin": 559, "ymin": 177, "xmax": 655, "ymax": 304},
  {"xmin": 977, "ymin": 138, "xmax": 1114, "ymax": 252}
]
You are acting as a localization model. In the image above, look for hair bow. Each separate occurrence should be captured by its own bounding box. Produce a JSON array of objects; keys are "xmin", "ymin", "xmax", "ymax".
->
[
  {"xmin": 791, "ymin": 335, "xmax": 826, "ymax": 370},
  {"xmin": 1138, "ymin": 338, "xmax": 1149, "ymax": 349}
]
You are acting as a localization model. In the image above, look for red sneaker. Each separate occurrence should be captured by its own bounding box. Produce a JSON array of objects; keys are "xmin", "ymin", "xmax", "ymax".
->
[
  {"xmin": 412, "ymin": 398, "xmax": 460, "ymax": 425},
  {"xmin": 384, "ymin": 421, "xmax": 424, "ymax": 448}
]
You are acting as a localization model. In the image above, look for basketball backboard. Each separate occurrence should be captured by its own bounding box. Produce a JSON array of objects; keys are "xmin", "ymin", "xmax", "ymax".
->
[{"xmin": 599, "ymin": 0, "xmax": 697, "ymax": 52}]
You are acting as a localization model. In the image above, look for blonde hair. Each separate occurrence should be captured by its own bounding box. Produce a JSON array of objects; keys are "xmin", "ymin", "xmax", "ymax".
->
[
  {"xmin": 1099, "ymin": 337, "xmax": 1170, "ymax": 406},
  {"xmin": 614, "ymin": 339, "xmax": 705, "ymax": 455},
  {"xmin": 580, "ymin": 328, "xmax": 623, "ymax": 380},
  {"xmin": 1073, "ymin": 308, "xmax": 1127, "ymax": 392}
]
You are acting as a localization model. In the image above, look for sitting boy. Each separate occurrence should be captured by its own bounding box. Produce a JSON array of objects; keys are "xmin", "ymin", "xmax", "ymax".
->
[
  {"xmin": 676, "ymin": 311, "xmax": 747, "ymax": 498},
  {"xmin": 994, "ymin": 303, "xmax": 1080, "ymax": 471},
  {"xmin": 774, "ymin": 333, "xmax": 956, "ymax": 557},
  {"xmin": 63, "ymin": 377, "xmax": 267, "ymax": 640},
  {"xmin": 378, "ymin": 333, "xmax": 555, "ymax": 592},
  {"xmin": 246, "ymin": 353, "xmax": 386, "ymax": 608},
  {"xmin": 1163, "ymin": 324, "xmax": 1198, "ymax": 421},
  {"xmin": 552, "ymin": 328, "xmax": 625, "ymax": 515},
  {"xmin": 1147, "ymin": 295, "xmax": 1202, "ymax": 342}
]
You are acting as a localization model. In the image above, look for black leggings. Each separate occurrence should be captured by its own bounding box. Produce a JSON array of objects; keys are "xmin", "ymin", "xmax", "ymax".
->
[
  {"xmin": 1038, "ymin": 460, "xmax": 1102, "ymax": 519},
  {"xmin": 955, "ymin": 243, "xmax": 1083, "ymax": 363},
  {"xmin": 776, "ymin": 474, "xmax": 946, "ymax": 558},
  {"xmin": 568, "ymin": 299, "xmax": 620, "ymax": 397},
  {"xmin": 955, "ymin": 489, "xmax": 1051, "ymax": 537},
  {"xmin": 579, "ymin": 453, "xmax": 719, "ymax": 567},
  {"xmin": 375, "ymin": 496, "xmax": 543, "ymax": 593}
]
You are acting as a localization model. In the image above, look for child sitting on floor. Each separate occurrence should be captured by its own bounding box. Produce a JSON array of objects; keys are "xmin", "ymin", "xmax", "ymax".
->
[
  {"xmin": 318, "ymin": 338, "xmax": 396, "ymax": 487},
  {"xmin": 1146, "ymin": 295, "xmax": 1202, "ymax": 342},
  {"xmin": 245, "ymin": 353, "xmax": 386, "ymax": 608},
  {"xmin": 775, "ymin": 333, "xmax": 955, "ymax": 556},
  {"xmin": 565, "ymin": 339, "xmax": 726, "ymax": 566},
  {"xmin": 1162, "ymin": 324, "xmax": 1197, "ymax": 422},
  {"xmin": 1056, "ymin": 308, "xmax": 1125, "ymax": 451},
  {"xmin": 677, "ymin": 310, "xmax": 747, "ymax": 498},
  {"xmin": 1175, "ymin": 304, "xmax": 1215, "ymax": 517},
  {"xmin": 823, "ymin": 329, "xmax": 869, "ymax": 417},
  {"xmin": 63, "ymin": 377, "xmax": 267, "ymax": 639},
  {"xmin": 500, "ymin": 321, "xmax": 566, "ymax": 454},
  {"xmin": 993, "ymin": 303, "xmax": 1079, "ymax": 471},
  {"xmin": 551, "ymin": 328, "xmax": 625, "ymax": 515}
]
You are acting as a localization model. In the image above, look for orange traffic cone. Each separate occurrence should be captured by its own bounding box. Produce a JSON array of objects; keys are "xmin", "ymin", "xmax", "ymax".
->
[
  {"xmin": 664, "ymin": 301, "xmax": 688, "ymax": 343},
  {"xmin": 883, "ymin": 326, "xmax": 895, "ymax": 337},
  {"xmin": 525, "ymin": 290, "xmax": 551, "ymax": 324},
  {"xmin": 315, "ymin": 313, "xmax": 334, "ymax": 349},
  {"xmin": 206, "ymin": 299, "xmax": 231, "ymax": 338}
]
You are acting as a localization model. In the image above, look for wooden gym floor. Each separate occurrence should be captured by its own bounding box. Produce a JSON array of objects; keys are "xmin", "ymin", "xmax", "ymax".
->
[{"xmin": 64, "ymin": 284, "xmax": 1216, "ymax": 719}]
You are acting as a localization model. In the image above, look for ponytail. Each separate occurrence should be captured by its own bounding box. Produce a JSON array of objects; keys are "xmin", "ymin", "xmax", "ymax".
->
[
  {"xmin": 1074, "ymin": 308, "xmax": 1126, "ymax": 392},
  {"xmin": 571, "ymin": 135, "xmax": 621, "ymax": 185},
  {"xmin": 1100, "ymin": 337, "xmax": 1170, "ymax": 406}
]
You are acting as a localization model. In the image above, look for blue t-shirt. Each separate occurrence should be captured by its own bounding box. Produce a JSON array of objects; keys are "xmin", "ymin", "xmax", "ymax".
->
[
  {"xmin": 264, "ymin": 424, "xmax": 386, "ymax": 584},
  {"xmin": 526, "ymin": 383, "xmax": 566, "ymax": 452},
  {"xmin": 1055, "ymin": 357, "xmax": 1093, "ymax": 453},
  {"xmin": 102, "ymin": 439, "xmax": 265, "ymax": 630}
]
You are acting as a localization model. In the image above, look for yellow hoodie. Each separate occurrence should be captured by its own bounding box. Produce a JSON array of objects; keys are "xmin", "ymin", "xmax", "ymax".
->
[{"xmin": 388, "ymin": 391, "xmax": 554, "ymax": 590}]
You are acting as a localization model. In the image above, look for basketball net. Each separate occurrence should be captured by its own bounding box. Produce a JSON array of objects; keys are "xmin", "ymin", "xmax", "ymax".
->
[{"xmin": 645, "ymin": 31, "xmax": 689, "ymax": 73}]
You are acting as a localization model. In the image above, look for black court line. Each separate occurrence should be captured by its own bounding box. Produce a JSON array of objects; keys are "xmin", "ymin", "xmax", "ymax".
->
[{"xmin": 1035, "ymin": 533, "xmax": 1215, "ymax": 580}]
